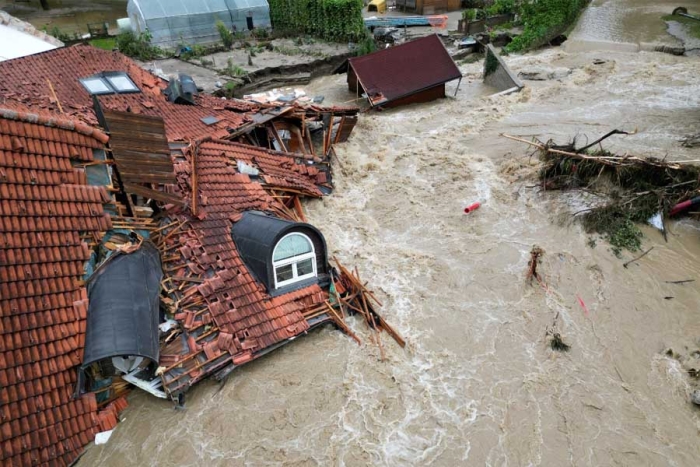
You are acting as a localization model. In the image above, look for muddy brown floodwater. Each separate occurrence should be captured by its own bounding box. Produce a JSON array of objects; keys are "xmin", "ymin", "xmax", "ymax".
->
[
  {"xmin": 0, "ymin": 0, "xmax": 127, "ymax": 35},
  {"xmin": 80, "ymin": 3, "xmax": 700, "ymax": 467}
]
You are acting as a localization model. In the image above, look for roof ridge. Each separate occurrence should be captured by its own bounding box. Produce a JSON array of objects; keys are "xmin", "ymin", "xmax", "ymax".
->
[
  {"xmin": 0, "ymin": 107, "xmax": 109, "ymax": 144},
  {"xmin": 349, "ymin": 32, "xmax": 443, "ymax": 62}
]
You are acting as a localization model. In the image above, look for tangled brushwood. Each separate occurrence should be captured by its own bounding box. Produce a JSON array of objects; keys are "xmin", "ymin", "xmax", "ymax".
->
[{"xmin": 504, "ymin": 131, "xmax": 700, "ymax": 255}]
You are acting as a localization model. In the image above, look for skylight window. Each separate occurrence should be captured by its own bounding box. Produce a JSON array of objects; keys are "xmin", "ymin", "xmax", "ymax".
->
[
  {"xmin": 80, "ymin": 72, "xmax": 140, "ymax": 95},
  {"xmin": 105, "ymin": 74, "xmax": 139, "ymax": 93},
  {"xmin": 80, "ymin": 77, "xmax": 112, "ymax": 95}
]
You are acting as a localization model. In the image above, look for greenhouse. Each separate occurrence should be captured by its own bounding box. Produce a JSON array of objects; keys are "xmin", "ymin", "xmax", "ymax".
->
[{"xmin": 127, "ymin": 0, "xmax": 270, "ymax": 49}]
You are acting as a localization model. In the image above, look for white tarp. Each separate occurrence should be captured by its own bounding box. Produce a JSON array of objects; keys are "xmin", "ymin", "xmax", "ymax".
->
[{"xmin": 0, "ymin": 24, "xmax": 57, "ymax": 62}]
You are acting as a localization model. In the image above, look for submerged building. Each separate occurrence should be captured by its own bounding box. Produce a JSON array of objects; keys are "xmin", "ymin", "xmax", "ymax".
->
[
  {"xmin": 346, "ymin": 34, "xmax": 462, "ymax": 109},
  {"xmin": 0, "ymin": 44, "xmax": 402, "ymax": 465}
]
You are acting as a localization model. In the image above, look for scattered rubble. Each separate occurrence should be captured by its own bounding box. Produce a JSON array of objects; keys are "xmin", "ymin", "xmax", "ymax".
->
[
  {"xmin": 518, "ymin": 66, "xmax": 572, "ymax": 81},
  {"xmin": 0, "ymin": 42, "xmax": 403, "ymax": 464},
  {"xmin": 504, "ymin": 131, "xmax": 700, "ymax": 255}
]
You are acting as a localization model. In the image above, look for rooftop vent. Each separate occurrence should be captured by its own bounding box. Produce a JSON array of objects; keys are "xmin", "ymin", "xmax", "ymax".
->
[{"xmin": 164, "ymin": 73, "xmax": 198, "ymax": 105}]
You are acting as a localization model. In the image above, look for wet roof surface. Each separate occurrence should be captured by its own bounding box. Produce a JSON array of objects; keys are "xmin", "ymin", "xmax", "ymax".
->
[
  {"xmin": 0, "ymin": 108, "xmax": 114, "ymax": 466},
  {"xmin": 0, "ymin": 44, "xmax": 252, "ymax": 141},
  {"xmin": 348, "ymin": 34, "xmax": 462, "ymax": 105}
]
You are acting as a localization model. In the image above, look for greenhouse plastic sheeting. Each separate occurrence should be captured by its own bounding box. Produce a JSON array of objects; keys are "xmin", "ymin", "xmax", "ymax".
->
[{"xmin": 127, "ymin": 0, "xmax": 270, "ymax": 48}]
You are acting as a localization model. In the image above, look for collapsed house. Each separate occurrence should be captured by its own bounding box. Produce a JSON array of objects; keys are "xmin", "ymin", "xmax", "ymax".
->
[
  {"xmin": 0, "ymin": 44, "xmax": 400, "ymax": 465},
  {"xmin": 346, "ymin": 33, "xmax": 462, "ymax": 109}
]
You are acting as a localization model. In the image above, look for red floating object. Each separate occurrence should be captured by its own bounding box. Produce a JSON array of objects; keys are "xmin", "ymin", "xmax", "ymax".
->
[{"xmin": 464, "ymin": 202, "xmax": 481, "ymax": 214}]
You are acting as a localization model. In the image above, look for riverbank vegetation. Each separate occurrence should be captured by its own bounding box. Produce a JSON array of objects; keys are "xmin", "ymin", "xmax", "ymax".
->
[
  {"xmin": 662, "ymin": 14, "xmax": 700, "ymax": 40},
  {"xmin": 268, "ymin": 0, "xmax": 365, "ymax": 42},
  {"xmin": 464, "ymin": 0, "xmax": 590, "ymax": 52}
]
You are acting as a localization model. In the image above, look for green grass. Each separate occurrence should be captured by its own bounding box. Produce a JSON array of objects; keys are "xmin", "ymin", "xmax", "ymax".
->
[
  {"xmin": 663, "ymin": 14, "xmax": 700, "ymax": 40},
  {"xmin": 89, "ymin": 37, "xmax": 117, "ymax": 50}
]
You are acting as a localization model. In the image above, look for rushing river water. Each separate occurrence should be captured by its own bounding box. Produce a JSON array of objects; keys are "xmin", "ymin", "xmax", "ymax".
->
[{"xmin": 79, "ymin": 2, "xmax": 700, "ymax": 466}]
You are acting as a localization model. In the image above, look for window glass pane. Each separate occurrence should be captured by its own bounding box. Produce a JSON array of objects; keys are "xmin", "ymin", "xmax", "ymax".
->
[
  {"xmin": 80, "ymin": 78, "xmax": 112, "ymax": 95},
  {"xmin": 275, "ymin": 264, "xmax": 294, "ymax": 283},
  {"xmin": 297, "ymin": 258, "xmax": 314, "ymax": 276},
  {"xmin": 106, "ymin": 75, "xmax": 139, "ymax": 92},
  {"xmin": 274, "ymin": 234, "xmax": 312, "ymax": 261}
]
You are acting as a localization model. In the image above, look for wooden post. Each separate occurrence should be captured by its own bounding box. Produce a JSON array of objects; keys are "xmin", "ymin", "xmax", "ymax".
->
[{"xmin": 191, "ymin": 150, "xmax": 197, "ymax": 216}]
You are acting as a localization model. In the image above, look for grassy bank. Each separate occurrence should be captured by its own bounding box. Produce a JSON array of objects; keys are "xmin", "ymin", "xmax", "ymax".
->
[
  {"xmin": 662, "ymin": 14, "xmax": 700, "ymax": 40},
  {"xmin": 506, "ymin": 0, "xmax": 589, "ymax": 52}
]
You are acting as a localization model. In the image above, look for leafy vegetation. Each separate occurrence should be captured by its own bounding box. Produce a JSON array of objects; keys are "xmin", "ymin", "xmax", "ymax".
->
[
  {"xmin": 355, "ymin": 33, "xmax": 377, "ymax": 56},
  {"xmin": 485, "ymin": 0, "xmax": 515, "ymax": 16},
  {"xmin": 484, "ymin": 46, "xmax": 499, "ymax": 77},
  {"xmin": 268, "ymin": 0, "xmax": 365, "ymax": 42},
  {"xmin": 463, "ymin": 0, "xmax": 487, "ymax": 7},
  {"xmin": 48, "ymin": 26, "xmax": 73, "ymax": 43},
  {"xmin": 223, "ymin": 58, "xmax": 247, "ymax": 77},
  {"xmin": 116, "ymin": 31, "xmax": 163, "ymax": 60},
  {"xmin": 216, "ymin": 20, "xmax": 234, "ymax": 49},
  {"xmin": 538, "ymin": 143, "xmax": 700, "ymax": 256},
  {"xmin": 505, "ymin": 0, "xmax": 589, "ymax": 52},
  {"xmin": 662, "ymin": 14, "xmax": 700, "ymax": 40},
  {"xmin": 462, "ymin": 9, "xmax": 477, "ymax": 21},
  {"xmin": 89, "ymin": 37, "xmax": 117, "ymax": 50}
]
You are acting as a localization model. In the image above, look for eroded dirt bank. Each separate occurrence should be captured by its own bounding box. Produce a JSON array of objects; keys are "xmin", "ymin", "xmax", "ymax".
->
[{"xmin": 80, "ymin": 5, "xmax": 700, "ymax": 467}]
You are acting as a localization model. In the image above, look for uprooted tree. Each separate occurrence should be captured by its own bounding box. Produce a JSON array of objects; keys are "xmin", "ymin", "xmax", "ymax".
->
[{"xmin": 504, "ymin": 131, "xmax": 700, "ymax": 256}]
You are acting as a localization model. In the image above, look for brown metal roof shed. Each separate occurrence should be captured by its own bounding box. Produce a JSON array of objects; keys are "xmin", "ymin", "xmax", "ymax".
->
[{"xmin": 347, "ymin": 34, "xmax": 462, "ymax": 109}]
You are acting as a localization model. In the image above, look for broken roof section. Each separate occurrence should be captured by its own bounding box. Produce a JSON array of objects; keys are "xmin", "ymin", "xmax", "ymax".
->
[
  {"xmin": 0, "ymin": 41, "xmax": 370, "ymax": 460},
  {"xmin": 155, "ymin": 139, "xmax": 331, "ymax": 396},
  {"xmin": 0, "ymin": 44, "xmax": 250, "ymax": 142},
  {"xmin": 0, "ymin": 44, "xmax": 359, "ymax": 155},
  {"xmin": 0, "ymin": 108, "xmax": 115, "ymax": 466},
  {"xmin": 347, "ymin": 34, "xmax": 462, "ymax": 108}
]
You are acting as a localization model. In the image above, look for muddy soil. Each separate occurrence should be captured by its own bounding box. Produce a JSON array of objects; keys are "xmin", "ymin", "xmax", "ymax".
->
[{"xmin": 77, "ymin": 2, "xmax": 700, "ymax": 466}]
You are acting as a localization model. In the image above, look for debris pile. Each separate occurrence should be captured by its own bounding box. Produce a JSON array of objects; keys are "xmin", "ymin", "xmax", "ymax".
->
[{"xmin": 504, "ymin": 132, "xmax": 700, "ymax": 254}]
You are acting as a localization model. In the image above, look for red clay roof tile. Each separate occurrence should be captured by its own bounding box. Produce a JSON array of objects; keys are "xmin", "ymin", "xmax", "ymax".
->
[
  {"xmin": 0, "ymin": 109, "xmax": 110, "ymax": 465},
  {"xmin": 0, "ymin": 44, "xmax": 254, "ymax": 142}
]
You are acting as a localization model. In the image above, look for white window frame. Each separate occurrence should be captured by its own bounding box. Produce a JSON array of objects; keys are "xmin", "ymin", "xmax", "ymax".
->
[{"xmin": 273, "ymin": 233, "xmax": 317, "ymax": 288}]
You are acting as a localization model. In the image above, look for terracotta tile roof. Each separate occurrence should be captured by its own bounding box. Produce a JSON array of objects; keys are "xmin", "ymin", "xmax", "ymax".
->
[
  {"xmin": 0, "ymin": 44, "xmax": 252, "ymax": 141},
  {"xmin": 156, "ymin": 141, "xmax": 329, "ymax": 395},
  {"xmin": 197, "ymin": 140, "xmax": 324, "ymax": 197},
  {"xmin": 0, "ymin": 108, "xmax": 112, "ymax": 466}
]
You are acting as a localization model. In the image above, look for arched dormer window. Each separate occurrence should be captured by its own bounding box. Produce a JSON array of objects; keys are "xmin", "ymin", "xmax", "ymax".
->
[
  {"xmin": 273, "ymin": 233, "xmax": 317, "ymax": 288},
  {"xmin": 231, "ymin": 211, "xmax": 328, "ymax": 295}
]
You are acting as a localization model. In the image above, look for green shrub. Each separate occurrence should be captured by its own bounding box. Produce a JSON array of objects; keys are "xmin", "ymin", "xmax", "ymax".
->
[
  {"xmin": 217, "ymin": 20, "xmax": 234, "ymax": 49},
  {"xmin": 252, "ymin": 28, "xmax": 269, "ymax": 40},
  {"xmin": 49, "ymin": 26, "xmax": 72, "ymax": 43},
  {"xmin": 89, "ymin": 37, "xmax": 117, "ymax": 50},
  {"xmin": 462, "ymin": 9, "xmax": 477, "ymax": 21},
  {"xmin": 506, "ymin": 0, "xmax": 588, "ymax": 52},
  {"xmin": 486, "ymin": 0, "xmax": 516, "ymax": 16},
  {"xmin": 223, "ymin": 58, "xmax": 247, "ymax": 77},
  {"xmin": 268, "ymin": 0, "xmax": 365, "ymax": 42},
  {"xmin": 355, "ymin": 33, "xmax": 376, "ymax": 56},
  {"xmin": 116, "ymin": 31, "xmax": 163, "ymax": 60}
]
